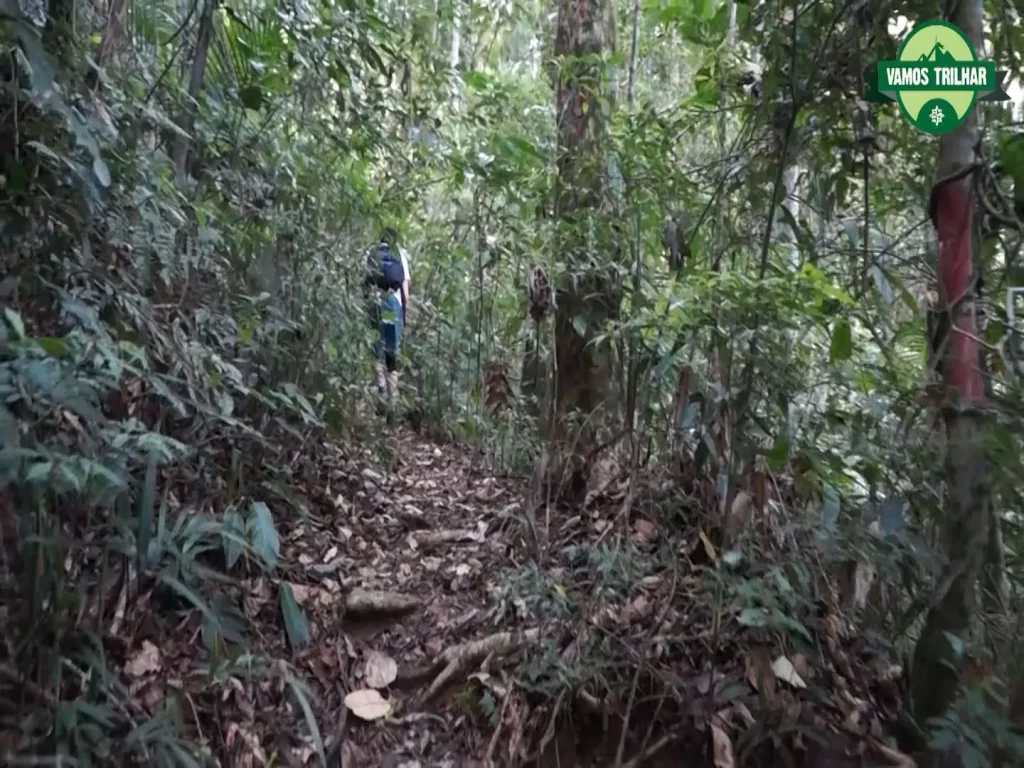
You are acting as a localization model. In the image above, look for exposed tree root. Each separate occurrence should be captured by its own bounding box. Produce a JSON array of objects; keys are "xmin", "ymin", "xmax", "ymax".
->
[{"xmin": 420, "ymin": 627, "xmax": 541, "ymax": 704}]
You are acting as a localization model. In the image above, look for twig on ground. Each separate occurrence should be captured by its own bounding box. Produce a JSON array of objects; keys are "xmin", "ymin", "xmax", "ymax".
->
[
  {"xmin": 324, "ymin": 684, "xmax": 348, "ymax": 768},
  {"xmin": 485, "ymin": 690, "xmax": 513, "ymax": 765},
  {"xmin": 614, "ymin": 663, "xmax": 643, "ymax": 767},
  {"xmin": 621, "ymin": 733, "xmax": 676, "ymax": 768}
]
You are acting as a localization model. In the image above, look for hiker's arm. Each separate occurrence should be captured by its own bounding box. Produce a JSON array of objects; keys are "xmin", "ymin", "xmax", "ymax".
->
[{"xmin": 401, "ymin": 280, "xmax": 410, "ymax": 323}]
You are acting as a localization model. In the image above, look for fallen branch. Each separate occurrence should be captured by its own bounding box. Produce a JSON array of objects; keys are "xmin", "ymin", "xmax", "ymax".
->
[
  {"xmin": 344, "ymin": 589, "xmax": 420, "ymax": 618},
  {"xmin": 420, "ymin": 628, "xmax": 540, "ymax": 705},
  {"xmin": 408, "ymin": 529, "xmax": 480, "ymax": 552}
]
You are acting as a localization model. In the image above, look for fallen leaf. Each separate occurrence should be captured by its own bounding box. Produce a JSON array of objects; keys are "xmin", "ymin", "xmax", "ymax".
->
[
  {"xmin": 363, "ymin": 651, "xmax": 398, "ymax": 689},
  {"xmin": 698, "ymin": 528, "xmax": 718, "ymax": 563},
  {"xmin": 771, "ymin": 655, "xmax": 807, "ymax": 689},
  {"xmin": 710, "ymin": 723, "xmax": 734, "ymax": 768},
  {"xmin": 323, "ymin": 546, "xmax": 338, "ymax": 562},
  {"xmin": 853, "ymin": 561, "xmax": 875, "ymax": 609},
  {"xmin": 125, "ymin": 641, "xmax": 161, "ymax": 678},
  {"xmin": 619, "ymin": 594, "xmax": 650, "ymax": 623},
  {"xmin": 745, "ymin": 647, "xmax": 777, "ymax": 699},
  {"xmin": 344, "ymin": 688, "xmax": 392, "ymax": 720},
  {"xmin": 632, "ymin": 519, "xmax": 658, "ymax": 543},
  {"xmin": 455, "ymin": 563, "xmax": 471, "ymax": 576}
]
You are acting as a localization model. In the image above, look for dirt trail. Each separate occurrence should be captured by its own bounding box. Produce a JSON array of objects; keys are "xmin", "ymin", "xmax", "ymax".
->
[{"xmin": 291, "ymin": 430, "xmax": 536, "ymax": 766}]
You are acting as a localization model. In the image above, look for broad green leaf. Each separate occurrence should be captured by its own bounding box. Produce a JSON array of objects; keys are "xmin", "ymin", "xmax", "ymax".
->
[
  {"xmin": 737, "ymin": 607, "xmax": 767, "ymax": 628},
  {"xmin": 247, "ymin": 501, "xmax": 279, "ymax": 569},
  {"xmin": 280, "ymin": 583, "xmax": 311, "ymax": 648},
  {"xmin": 869, "ymin": 265, "xmax": 895, "ymax": 306},
  {"xmin": 92, "ymin": 156, "xmax": 111, "ymax": 188},
  {"xmin": 3, "ymin": 308, "xmax": 25, "ymax": 339},
  {"xmin": 284, "ymin": 672, "xmax": 326, "ymax": 767},
  {"xmin": 571, "ymin": 315, "xmax": 587, "ymax": 337},
  {"xmin": 766, "ymin": 438, "xmax": 789, "ymax": 473},
  {"xmin": 829, "ymin": 319, "xmax": 852, "ymax": 363},
  {"xmin": 33, "ymin": 336, "xmax": 68, "ymax": 356},
  {"xmin": 138, "ymin": 451, "xmax": 158, "ymax": 571},
  {"xmin": 240, "ymin": 84, "xmax": 263, "ymax": 110},
  {"xmin": 223, "ymin": 508, "xmax": 246, "ymax": 569}
]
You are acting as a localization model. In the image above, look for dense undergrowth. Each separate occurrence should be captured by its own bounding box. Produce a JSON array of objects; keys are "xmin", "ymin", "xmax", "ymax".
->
[{"xmin": 4, "ymin": 0, "xmax": 1024, "ymax": 764}]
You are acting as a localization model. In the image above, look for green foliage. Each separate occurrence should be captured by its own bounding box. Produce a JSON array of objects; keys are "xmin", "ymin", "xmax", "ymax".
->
[{"xmin": 4, "ymin": 0, "xmax": 1024, "ymax": 759}]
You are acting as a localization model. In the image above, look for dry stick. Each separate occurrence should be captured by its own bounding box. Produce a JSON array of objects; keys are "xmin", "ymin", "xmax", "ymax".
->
[
  {"xmin": 613, "ymin": 662, "xmax": 643, "ymax": 767},
  {"xmin": 323, "ymin": 684, "xmax": 349, "ymax": 768},
  {"xmin": 632, "ymin": 685, "xmax": 669, "ymax": 767},
  {"xmin": 484, "ymin": 689, "xmax": 513, "ymax": 764},
  {"xmin": 621, "ymin": 734, "xmax": 676, "ymax": 768},
  {"xmin": 534, "ymin": 688, "xmax": 566, "ymax": 760}
]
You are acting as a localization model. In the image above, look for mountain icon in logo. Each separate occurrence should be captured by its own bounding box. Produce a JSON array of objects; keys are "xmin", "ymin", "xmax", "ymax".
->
[{"xmin": 916, "ymin": 40, "xmax": 959, "ymax": 64}]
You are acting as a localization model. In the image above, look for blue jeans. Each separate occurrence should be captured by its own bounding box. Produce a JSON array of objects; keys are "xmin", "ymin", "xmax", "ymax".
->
[{"xmin": 372, "ymin": 293, "xmax": 404, "ymax": 372}]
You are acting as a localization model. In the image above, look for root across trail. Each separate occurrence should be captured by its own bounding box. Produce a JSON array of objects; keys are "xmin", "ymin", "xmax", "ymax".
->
[{"xmin": 98, "ymin": 429, "xmax": 910, "ymax": 767}]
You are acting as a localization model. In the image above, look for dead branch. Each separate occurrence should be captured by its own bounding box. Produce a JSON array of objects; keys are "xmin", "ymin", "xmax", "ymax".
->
[{"xmin": 420, "ymin": 628, "xmax": 541, "ymax": 704}]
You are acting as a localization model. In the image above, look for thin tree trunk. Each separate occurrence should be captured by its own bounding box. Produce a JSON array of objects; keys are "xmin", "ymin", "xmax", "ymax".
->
[
  {"xmin": 450, "ymin": 0, "xmax": 461, "ymax": 69},
  {"xmin": 908, "ymin": 0, "xmax": 991, "ymax": 735},
  {"xmin": 97, "ymin": 0, "xmax": 127, "ymax": 67},
  {"xmin": 550, "ymin": 0, "xmax": 616, "ymax": 487},
  {"xmin": 707, "ymin": 0, "xmax": 736, "ymax": 513},
  {"xmin": 172, "ymin": 0, "xmax": 217, "ymax": 182},
  {"xmin": 626, "ymin": 0, "xmax": 640, "ymax": 109}
]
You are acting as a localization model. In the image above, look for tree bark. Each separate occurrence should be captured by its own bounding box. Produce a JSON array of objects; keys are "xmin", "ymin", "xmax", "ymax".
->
[
  {"xmin": 97, "ymin": 0, "xmax": 127, "ymax": 68},
  {"xmin": 625, "ymin": 0, "xmax": 640, "ymax": 109},
  {"xmin": 908, "ymin": 0, "xmax": 992, "ymax": 734},
  {"xmin": 172, "ymin": 0, "xmax": 218, "ymax": 182},
  {"xmin": 550, "ymin": 0, "xmax": 617, "ymax": 488}
]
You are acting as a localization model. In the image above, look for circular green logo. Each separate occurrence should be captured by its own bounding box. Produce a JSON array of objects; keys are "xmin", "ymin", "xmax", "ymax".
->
[{"xmin": 877, "ymin": 20, "xmax": 996, "ymax": 136}]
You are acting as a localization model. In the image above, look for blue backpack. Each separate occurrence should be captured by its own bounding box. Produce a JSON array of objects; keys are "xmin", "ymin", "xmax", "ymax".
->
[{"xmin": 366, "ymin": 241, "xmax": 405, "ymax": 291}]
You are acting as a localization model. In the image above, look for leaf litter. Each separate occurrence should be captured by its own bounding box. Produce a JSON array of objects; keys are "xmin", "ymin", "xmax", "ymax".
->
[{"xmin": 69, "ymin": 429, "xmax": 914, "ymax": 767}]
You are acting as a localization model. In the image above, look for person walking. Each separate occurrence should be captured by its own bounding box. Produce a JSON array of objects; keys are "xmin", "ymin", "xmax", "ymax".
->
[{"xmin": 364, "ymin": 226, "xmax": 411, "ymax": 403}]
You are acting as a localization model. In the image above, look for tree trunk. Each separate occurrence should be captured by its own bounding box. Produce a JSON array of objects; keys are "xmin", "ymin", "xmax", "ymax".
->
[
  {"xmin": 625, "ymin": 0, "xmax": 640, "ymax": 109},
  {"xmin": 97, "ymin": 0, "xmax": 127, "ymax": 68},
  {"xmin": 550, "ymin": 0, "xmax": 617, "ymax": 490},
  {"xmin": 172, "ymin": 0, "xmax": 218, "ymax": 182},
  {"xmin": 908, "ymin": 0, "xmax": 991, "ymax": 734}
]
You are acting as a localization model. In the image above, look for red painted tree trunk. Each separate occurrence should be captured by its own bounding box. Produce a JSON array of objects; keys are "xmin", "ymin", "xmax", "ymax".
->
[{"xmin": 909, "ymin": 0, "xmax": 993, "ymax": 735}]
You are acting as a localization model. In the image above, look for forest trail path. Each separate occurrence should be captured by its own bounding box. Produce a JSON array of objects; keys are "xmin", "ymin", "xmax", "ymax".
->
[{"xmin": 286, "ymin": 428, "xmax": 539, "ymax": 767}]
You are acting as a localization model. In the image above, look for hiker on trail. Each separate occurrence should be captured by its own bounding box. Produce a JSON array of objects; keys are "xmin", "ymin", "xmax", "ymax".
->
[{"xmin": 365, "ymin": 226, "xmax": 411, "ymax": 401}]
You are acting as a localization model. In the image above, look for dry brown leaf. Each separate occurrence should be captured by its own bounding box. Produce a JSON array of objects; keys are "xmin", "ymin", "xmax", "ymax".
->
[
  {"xmin": 363, "ymin": 651, "xmax": 398, "ymax": 689},
  {"xmin": 727, "ymin": 491, "xmax": 754, "ymax": 536},
  {"xmin": 698, "ymin": 528, "xmax": 718, "ymax": 562},
  {"xmin": 344, "ymin": 688, "xmax": 392, "ymax": 720},
  {"xmin": 745, "ymin": 647, "xmax": 777, "ymax": 699},
  {"xmin": 771, "ymin": 655, "xmax": 807, "ymax": 689},
  {"xmin": 125, "ymin": 640, "xmax": 161, "ymax": 678},
  {"xmin": 619, "ymin": 594, "xmax": 651, "ymax": 624},
  {"xmin": 853, "ymin": 561, "xmax": 875, "ymax": 609},
  {"xmin": 632, "ymin": 519, "xmax": 658, "ymax": 543},
  {"xmin": 710, "ymin": 723, "xmax": 734, "ymax": 768}
]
